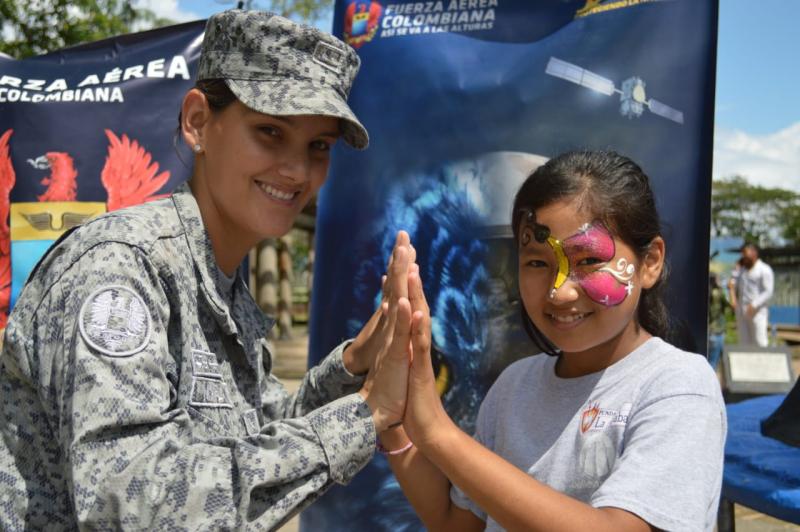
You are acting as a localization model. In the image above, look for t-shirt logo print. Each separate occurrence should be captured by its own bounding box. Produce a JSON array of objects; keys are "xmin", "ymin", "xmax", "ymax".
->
[
  {"xmin": 581, "ymin": 402, "xmax": 600, "ymax": 433},
  {"xmin": 79, "ymin": 285, "xmax": 152, "ymax": 356}
]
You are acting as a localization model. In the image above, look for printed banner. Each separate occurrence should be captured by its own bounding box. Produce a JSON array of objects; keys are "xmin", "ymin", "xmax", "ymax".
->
[
  {"xmin": 306, "ymin": 0, "xmax": 717, "ymax": 529},
  {"xmin": 0, "ymin": 20, "xmax": 205, "ymax": 327}
]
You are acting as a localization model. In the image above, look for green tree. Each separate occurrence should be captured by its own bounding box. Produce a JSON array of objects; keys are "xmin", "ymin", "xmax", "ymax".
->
[
  {"xmin": 711, "ymin": 175, "xmax": 800, "ymax": 247},
  {"xmin": 778, "ymin": 204, "xmax": 800, "ymax": 245},
  {"xmin": 0, "ymin": 0, "xmax": 174, "ymax": 59}
]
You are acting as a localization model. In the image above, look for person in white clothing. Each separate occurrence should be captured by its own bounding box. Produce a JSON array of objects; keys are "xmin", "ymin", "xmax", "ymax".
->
[{"xmin": 728, "ymin": 243, "xmax": 774, "ymax": 347}]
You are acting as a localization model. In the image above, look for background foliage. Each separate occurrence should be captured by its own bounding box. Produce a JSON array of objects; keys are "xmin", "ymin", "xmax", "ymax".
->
[
  {"xmin": 0, "ymin": 0, "xmax": 333, "ymax": 59},
  {"xmin": 712, "ymin": 175, "xmax": 800, "ymax": 247},
  {"xmin": 0, "ymin": 0, "xmax": 175, "ymax": 58},
  {"xmin": 251, "ymin": 0, "xmax": 332, "ymax": 23}
]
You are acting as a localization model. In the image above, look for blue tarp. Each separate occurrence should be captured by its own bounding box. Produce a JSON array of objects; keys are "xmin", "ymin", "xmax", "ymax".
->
[{"xmin": 723, "ymin": 395, "xmax": 800, "ymax": 524}]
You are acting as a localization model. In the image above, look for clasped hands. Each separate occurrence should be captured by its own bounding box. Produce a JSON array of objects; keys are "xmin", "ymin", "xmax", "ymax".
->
[{"xmin": 345, "ymin": 231, "xmax": 448, "ymax": 445}]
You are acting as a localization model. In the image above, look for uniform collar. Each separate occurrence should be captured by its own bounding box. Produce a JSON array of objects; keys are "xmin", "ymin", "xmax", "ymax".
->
[{"xmin": 171, "ymin": 183, "xmax": 272, "ymax": 341}]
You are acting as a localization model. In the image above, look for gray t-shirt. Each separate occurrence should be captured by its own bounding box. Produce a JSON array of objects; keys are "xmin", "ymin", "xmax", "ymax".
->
[{"xmin": 451, "ymin": 337, "xmax": 726, "ymax": 532}]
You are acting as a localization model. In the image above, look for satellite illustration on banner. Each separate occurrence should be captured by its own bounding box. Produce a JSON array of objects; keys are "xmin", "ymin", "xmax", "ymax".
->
[{"xmin": 545, "ymin": 56, "xmax": 685, "ymax": 124}]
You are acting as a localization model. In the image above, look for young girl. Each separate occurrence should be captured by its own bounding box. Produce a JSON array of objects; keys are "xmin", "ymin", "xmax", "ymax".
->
[{"xmin": 384, "ymin": 150, "xmax": 726, "ymax": 531}]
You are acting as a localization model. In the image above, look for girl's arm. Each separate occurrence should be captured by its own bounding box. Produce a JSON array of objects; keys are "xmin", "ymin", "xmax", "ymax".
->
[
  {"xmin": 381, "ymin": 426, "xmax": 485, "ymax": 532},
  {"xmin": 400, "ymin": 419, "xmax": 653, "ymax": 532},
  {"xmin": 397, "ymin": 271, "xmax": 654, "ymax": 532}
]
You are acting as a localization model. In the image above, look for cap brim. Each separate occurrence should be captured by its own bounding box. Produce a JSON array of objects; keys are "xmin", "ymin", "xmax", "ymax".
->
[{"xmin": 226, "ymin": 79, "xmax": 369, "ymax": 150}]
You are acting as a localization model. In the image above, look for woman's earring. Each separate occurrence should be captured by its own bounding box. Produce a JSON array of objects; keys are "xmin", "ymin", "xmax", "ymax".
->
[
  {"xmin": 548, "ymin": 288, "xmax": 557, "ymax": 300},
  {"xmin": 193, "ymin": 144, "xmax": 203, "ymax": 153}
]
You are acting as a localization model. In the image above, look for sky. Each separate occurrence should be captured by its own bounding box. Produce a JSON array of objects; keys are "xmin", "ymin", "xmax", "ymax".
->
[{"xmin": 151, "ymin": 0, "xmax": 800, "ymax": 191}]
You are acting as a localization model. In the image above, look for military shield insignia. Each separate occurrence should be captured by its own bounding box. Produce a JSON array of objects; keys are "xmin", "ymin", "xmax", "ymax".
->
[{"xmin": 79, "ymin": 285, "xmax": 151, "ymax": 357}]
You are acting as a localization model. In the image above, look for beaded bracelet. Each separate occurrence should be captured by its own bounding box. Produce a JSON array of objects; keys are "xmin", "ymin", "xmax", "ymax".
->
[{"xmin": 376, "ymin": 440, "xmax": 414, "ymax": 456}]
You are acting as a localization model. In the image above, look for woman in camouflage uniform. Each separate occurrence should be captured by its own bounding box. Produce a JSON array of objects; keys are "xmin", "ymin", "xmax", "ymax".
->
[{"xmin": 0, "ymin": 10, "xmax": 412, "ymax": 530}]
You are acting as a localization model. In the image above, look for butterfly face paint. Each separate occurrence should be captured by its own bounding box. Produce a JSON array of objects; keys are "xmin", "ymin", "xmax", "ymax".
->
[
  {"xmin": 519, "ymin": 210, "xmax": 635, "ymax": 307},
  {"xmin": 563, "ymin": 223, "xmax": 638, "ymax": 306}
]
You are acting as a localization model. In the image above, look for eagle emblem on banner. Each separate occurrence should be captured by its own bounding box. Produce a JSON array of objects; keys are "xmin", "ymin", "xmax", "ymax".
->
[{"xmin": 0, "ymin": 128, "xmax": 171, "ymax": 327}]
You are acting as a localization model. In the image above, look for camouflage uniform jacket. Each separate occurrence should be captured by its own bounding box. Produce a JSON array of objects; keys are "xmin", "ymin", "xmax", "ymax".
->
[{"xmin": 0, "ymin": 183, "xmax": 376, "ymax": 531}]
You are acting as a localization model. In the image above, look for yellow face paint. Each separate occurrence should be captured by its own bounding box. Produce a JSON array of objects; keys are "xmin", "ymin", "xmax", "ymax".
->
[
  {"xmin": 518, "ymin": 208, "xmax": 569, "ymax": 293},
  {"xmin": 546, "ymin": 236, "xmax": 569, "ymax": 289}
]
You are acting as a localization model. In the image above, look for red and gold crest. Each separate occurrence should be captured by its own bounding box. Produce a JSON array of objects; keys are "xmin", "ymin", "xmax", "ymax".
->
[
  {"xmin": 581, "ymin": 402, "xmax": 600, "ymax": 433},
  {"xmin": 344, "ymin": 0, "xmax": 384, "ymax": 48}
]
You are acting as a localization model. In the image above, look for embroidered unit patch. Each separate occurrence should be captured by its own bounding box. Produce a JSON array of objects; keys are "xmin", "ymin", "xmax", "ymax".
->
[
  {"xmin": 312, "ymin": 41, "xmax": 345, "ymax": 73},
  {"xmin": 79, "ymin": 285, "xmax": 152, "ymax": 357},
  {"xmin": 191, "ymin": 349, "xmax": 223, "ymax": 378},
  {"xmin": 189, "ymin": 376, "xmax": 233, "ymax": 408},
  {"xmin": 189, "ymin": 347, "xmax": 232, "ymax": 408},
  {"xmin": 242, "ymin": 409, "xmax": 260, "ymax": 436}
]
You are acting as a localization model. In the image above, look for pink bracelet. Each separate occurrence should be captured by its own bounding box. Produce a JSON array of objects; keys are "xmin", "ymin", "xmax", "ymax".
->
[{"xmin": 377, "ymin": 440, "xmax": 414, "ymax": 456}]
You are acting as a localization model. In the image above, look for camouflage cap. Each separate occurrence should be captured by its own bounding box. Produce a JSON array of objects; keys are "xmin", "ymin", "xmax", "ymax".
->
[{"xmin": 198, "ymin": 10, "xmax": 369, "ymax": 149}]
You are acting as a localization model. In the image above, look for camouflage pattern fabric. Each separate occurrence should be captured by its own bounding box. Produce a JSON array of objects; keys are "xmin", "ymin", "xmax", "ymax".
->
[
  {"xmin": 0, "ymin": 183, "xmax": 375, "ymax": 530},
  {"xmin": 198, "ymin": 9, "xmax": 369, "ymax": 150}
]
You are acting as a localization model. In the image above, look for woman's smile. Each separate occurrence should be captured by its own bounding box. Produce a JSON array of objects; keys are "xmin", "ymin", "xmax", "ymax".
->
[{"xmin": 254, "ymin": 179, "xmax": 302, "ymax": 205}]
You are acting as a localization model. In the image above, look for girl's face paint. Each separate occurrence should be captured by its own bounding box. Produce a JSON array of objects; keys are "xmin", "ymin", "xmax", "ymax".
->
[
  {"xmin": 519, "ymin": 216, "xmax": 635, "ymax": 307},
  {"xmin": 563, "ymin": 223, "xmax": 635, "ymax": 307},
  {"xmin": 517, "ymin": 199, "xmax": 656, "ymax": 363},
  {"xmin": 579, "ymin": 266, "xmax": 634, "ymax": 306}
]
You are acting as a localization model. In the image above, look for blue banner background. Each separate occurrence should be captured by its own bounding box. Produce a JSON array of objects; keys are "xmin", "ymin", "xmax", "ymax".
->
[
  {"xmin": 307, "ymin": 1, "xmax": 717, "ymax": 529},
  {"xmin": 0, "ymin": 21, "xmax": 204, "ymax": 202}
]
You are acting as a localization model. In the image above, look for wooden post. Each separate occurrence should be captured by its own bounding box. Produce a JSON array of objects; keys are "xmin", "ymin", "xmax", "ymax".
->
[
  {"xmin": 278, "ymin": 234, "xmax": 293, "ymax": 339},
  {"xmin": 257, "ymin": 239, "xmax": 278, "ymax": 339}
]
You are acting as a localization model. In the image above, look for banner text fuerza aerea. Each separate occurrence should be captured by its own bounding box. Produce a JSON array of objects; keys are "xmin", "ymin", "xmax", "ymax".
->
[
  {"xmin": 381, "ymin": 0, "xmax": 497, "ymax": 35},
  {"xmin": 385, "ymin": 0, "xmax": 498, "ymax": 13},
  {"xmin": 0, "ymin": 55, "xmax": 190, "ymax": 104}
]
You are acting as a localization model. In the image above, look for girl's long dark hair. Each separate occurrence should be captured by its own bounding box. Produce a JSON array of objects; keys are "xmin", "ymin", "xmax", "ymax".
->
[{"xmin": 511, "ymin": 150, "xmax": 669, "ymax": 356}]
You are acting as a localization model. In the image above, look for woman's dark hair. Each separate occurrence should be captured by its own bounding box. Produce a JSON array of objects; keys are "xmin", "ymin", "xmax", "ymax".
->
[
  {"xmin": 176, "ymin": 79, "xmax": 237, "ymax": 129},
  {"xmin": 511, "ymin": 150, "xmax": 669, "ymax": 355},
  {"xmin": 194, "ymin": 79, "xmax": 239, "ymax": 111},
  {"xmin": 175, "ymin": 79, "xmax": 238, "ymax": 163}
]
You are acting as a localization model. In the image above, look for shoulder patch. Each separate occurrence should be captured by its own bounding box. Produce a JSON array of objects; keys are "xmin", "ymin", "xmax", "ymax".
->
[{"xmin": 79, "ymin": 285, "xmax": 152, "ymax": 357}]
